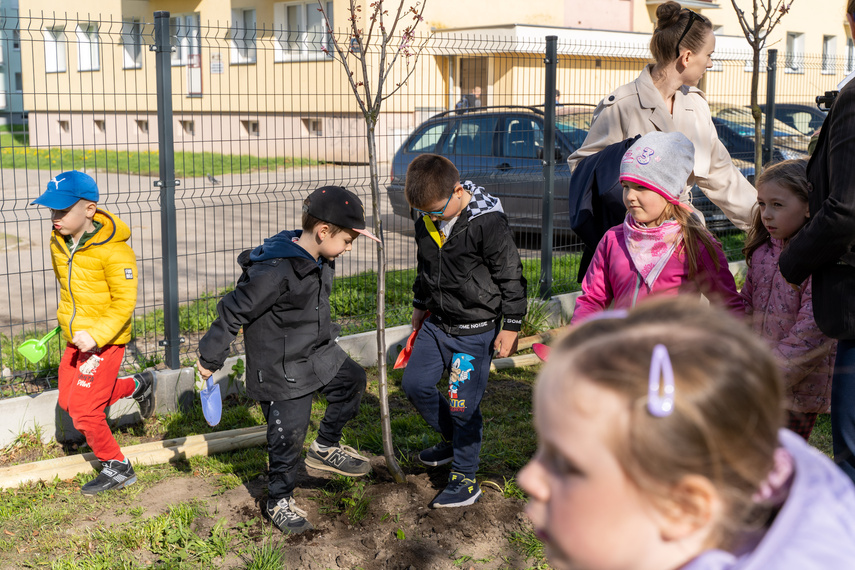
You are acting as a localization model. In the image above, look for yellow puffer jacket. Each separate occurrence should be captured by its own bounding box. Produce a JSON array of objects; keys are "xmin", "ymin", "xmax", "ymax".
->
[{"xmin": 51, "ymin": 209, "xmax": 138, "ymax": 347}]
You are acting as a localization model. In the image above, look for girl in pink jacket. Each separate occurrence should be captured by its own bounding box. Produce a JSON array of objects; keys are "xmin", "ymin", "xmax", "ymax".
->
[
  {"xmin": 573, "ymin": 131, "xmax": 742, "ymax": 323},
  {"xmin": 741, "ymin": 160, "xmax": 836, "ymax": 440}
]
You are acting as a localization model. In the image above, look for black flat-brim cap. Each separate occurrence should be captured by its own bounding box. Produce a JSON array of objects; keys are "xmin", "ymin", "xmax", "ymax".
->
[{"xmin": 305, "ymin": 186, "xmax": 381, "ymax": 243}]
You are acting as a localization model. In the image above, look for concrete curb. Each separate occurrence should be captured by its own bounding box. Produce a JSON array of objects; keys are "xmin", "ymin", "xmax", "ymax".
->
[{"xmin": 0, "ymin": 290, "xmax": 583, "ymax": 449}]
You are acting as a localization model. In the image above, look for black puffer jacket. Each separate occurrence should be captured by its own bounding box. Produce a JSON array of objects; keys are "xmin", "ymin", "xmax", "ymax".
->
[
  {"xmin": 412, "ymin": 183, "xmax": 527, "ymax": 335},
  {"xmin": 198, "ymin": 230, "xmax": 348, "ymax": 401}
]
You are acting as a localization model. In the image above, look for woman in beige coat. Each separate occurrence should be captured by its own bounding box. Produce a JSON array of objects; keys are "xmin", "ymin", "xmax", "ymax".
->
[{"xmin": 568, "ymin": 1, "xmax": 756, "ymax": 230}]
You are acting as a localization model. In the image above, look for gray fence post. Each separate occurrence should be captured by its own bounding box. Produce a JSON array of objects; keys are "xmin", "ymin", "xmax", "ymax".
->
[
  {"xmin": 764, "ymin": 49, "xmax": 778, "ymax": 166},
  {"xmin": 153, "ymin": 11, "xmax": 182, "ymax": 369},
  {"xmin": 540, "ymin": 35, "xmax": 557, "ymax": 299}
]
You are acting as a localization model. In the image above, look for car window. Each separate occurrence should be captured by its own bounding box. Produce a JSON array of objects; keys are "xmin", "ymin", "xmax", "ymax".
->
[
  {"xmin": 501, "ymin": 116, "xmax": 544, "ymax": 159},
  {"xmin": 440, "ymin": 116, "xmax": 498, "ymax": 157},
  {"xmin": 782, "ymin": 111, "xmax": 814, "ymax": 135},
  {"xmin": 406, "ymin": 122, "xmax": 447, "ymax": 153}
]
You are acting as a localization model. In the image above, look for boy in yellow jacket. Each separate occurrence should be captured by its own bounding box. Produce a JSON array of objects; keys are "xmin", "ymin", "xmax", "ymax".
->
[{"xmin": 31, "ymin": 170, "xmax": 155, "ymax": 495}]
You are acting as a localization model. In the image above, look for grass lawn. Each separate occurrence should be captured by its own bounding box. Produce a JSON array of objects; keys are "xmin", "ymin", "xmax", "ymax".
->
[{"xmin": 0, "ymin": 365, "xmax": 550, "ymax": 570}]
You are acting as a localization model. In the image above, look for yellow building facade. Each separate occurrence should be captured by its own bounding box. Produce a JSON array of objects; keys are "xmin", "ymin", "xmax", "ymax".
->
[{"xmin": 17, "ymin": 0, "xmax": 851, "ymax": 161}]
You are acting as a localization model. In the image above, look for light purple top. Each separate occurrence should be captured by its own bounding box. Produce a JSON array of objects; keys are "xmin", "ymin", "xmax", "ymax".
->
[{"xmin": 683, "ymin": 430, "xmax": 855, "ymax": 569}]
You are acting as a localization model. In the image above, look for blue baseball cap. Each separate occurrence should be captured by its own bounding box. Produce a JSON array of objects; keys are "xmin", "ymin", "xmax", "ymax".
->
[{"xmin": 31, "ymin": 170, "xmax": 99, "ymax": 209}]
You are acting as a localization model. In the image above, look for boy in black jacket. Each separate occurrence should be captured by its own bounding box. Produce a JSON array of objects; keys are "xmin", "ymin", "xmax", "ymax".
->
[
  {"xmin": 196, "ymin": 186, "xmax": 380, "ymax": 534},
  {"xmin": 402, "ymin": 154, "xmax": 527, "ymax": 508}
]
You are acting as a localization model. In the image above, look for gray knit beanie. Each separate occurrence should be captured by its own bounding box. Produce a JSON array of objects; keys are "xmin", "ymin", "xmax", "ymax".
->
[{"xmin": 619, "ymin": 131, "xmax": 695, "ymax": 207}]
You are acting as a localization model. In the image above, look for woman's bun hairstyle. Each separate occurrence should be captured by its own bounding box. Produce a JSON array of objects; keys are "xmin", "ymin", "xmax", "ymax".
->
[{"xmin": 650, "ymin": 1, "xmax": 712, "ymax": 65}]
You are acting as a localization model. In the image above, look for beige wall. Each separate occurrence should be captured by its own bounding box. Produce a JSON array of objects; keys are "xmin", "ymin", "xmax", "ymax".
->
[
  {"xmin": 632, "ymin": 0, "xmax": 851, "ymax": 60},
  {"xmin": 18, "ymin": 0, "xmax": 851, "ymax": 162}
]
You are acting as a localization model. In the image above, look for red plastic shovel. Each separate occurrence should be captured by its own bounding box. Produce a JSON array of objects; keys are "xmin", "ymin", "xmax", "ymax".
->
[
  {"xmin": 532, "ymin": 343, "xmax": 551, "ymax": 362},
  {"xmin": 394, "ymin": 311, "xmax": 430, "ymax": 369}
]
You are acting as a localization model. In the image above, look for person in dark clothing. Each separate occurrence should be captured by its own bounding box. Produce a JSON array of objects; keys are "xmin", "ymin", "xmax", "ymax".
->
[
  {"xmin": 779, "ymin": 0, "xmax": 855, "ymax": 486},
  {"xmin": 196, "ymin": 186, "xmax": 380, "ymax": 534},
  {"xmin": 402, "ymin": 154, "xmax": 527, "ymax": 509}
]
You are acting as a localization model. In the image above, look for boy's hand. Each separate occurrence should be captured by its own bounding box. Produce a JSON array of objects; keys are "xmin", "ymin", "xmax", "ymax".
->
[
  {"xmin": 196, "ymin": 361, "xmax": 213, "ymax": 380},
  {"xmin": 494, "ymin": 330, "xmax": 519, "ymax": 359},
  {"xmin": 412, "ymin": 308, "xmax": 429, "ymax": 331},
  {"xmin": 71, "ymin": 331, "xmax": 97, "ymax": 353}
]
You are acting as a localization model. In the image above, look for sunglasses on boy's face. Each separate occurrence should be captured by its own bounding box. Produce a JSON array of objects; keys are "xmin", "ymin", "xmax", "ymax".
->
[{"xmin": 415, "ymin": 188, "xmax": 456, "ymax": 217}]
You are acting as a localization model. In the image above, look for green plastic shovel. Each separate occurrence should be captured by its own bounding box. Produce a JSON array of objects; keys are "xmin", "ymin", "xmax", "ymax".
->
[{"xmin": 17, "ymin": 326, "xmax": 61, "ymax": 364}]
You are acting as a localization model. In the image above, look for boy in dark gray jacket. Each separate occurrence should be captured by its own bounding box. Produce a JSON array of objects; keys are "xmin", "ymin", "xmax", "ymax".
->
[{"xmin": 196, "ymin": 186, "xmax": 380, "ymax": 534}]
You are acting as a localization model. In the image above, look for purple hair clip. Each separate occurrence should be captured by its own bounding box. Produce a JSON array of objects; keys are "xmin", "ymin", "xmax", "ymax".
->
[{"xmin": 648, "ymin": 344, "xmax": 675, "ymax": 417}]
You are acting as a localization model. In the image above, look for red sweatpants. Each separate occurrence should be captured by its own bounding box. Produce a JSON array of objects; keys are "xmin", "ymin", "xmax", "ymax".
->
[{"xmin": 57, "ymin": 343, "xmax": 135, "ymax": 462}]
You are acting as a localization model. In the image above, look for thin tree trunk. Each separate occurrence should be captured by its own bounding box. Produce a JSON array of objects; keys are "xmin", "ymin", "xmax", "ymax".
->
[
  {"xmin": 751, "ymin": 45, "xmax": 763, "ymax": 178},
  {"xmin": 365, "ymin": 121, "xmax": 406, "ymax": 484}
]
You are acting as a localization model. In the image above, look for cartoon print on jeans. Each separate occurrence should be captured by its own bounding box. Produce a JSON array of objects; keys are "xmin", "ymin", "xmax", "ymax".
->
[{"xmin": 449, "ymin": 353, "xmax": 475, "ymax": 413}]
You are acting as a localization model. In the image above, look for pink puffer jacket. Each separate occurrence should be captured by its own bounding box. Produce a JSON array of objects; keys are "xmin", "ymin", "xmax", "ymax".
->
[{"xmin": 741, "ymin": 240, "xmax": 835, "ymax": 414}]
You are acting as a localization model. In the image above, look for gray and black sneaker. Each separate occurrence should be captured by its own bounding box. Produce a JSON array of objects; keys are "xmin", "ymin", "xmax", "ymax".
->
[
  {"xmin": 81, "ymin": 459, "xmax": 137, "ymax": 496},
  {"xmin": 305, "ymin": 440, "xmax": 371, "ymax": 476},
  {"xmin": 418, "ymin": 440, "xmax": 453, "ymax": 466},
  {"xmin": 263, "ymin": 496, "xmax": 313, "ymax": 534},
  {"xmin": 429, "ymin": 471, "xmax": 481, "ymax": 508},
  {"xmin": 129, "ymin": 371, "xmax": 156, "ymax": 419}
]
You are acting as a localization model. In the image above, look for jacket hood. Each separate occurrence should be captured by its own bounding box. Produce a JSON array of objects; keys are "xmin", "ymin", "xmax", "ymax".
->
[
  {"xmin": 249, "ymin": 230, "xmax": 317, "ymax": 263},
  {"xmin": 462, "ymin": 181, "xmax": 504, "ymax": 220},
  {"xmin": 55, "ymin": 209, "xmax": 130, "ymax": 254},
  {"xmin": 95, "ymin": 209, "xmax": 131, "ymax": 243}
]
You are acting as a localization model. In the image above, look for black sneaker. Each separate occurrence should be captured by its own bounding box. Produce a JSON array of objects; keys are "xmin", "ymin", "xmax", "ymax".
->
[
  {"xmin": 81, "ymin": 459, "xmax": 137, "ymax": 496},
  {"xmin": 130, "ymin": 371, "xmax": 156, "ymax": 419},
  {"xmin": 305, "ymin": 441, "xmax": 371, "ymax": 476},
  {"xmin": 429, "ymin": 471, "xmax": 481, "ymax": 509},
  {"xmin": 263, "ymin": 496, "xmax": 313, "ymax": 534},
  {"xmin": 418, "ymin": 440, "xmax": 453, "ymax": 466}
]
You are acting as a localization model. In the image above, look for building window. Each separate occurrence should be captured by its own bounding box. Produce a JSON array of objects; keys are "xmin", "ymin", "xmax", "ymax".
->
[
  {"xmin": 785, "ymin": 31, "xmax": 804, "ymax": 73},
  {"xmin": 76, "ymin": 22, "xmax": 100, "ymax": 72},
  {"xmin": 14, "ymin": 72, "xmax": 21, "ymax": 92},
  {"xmin": 273, "ymin": 1, "xmax": 333, "ymax": 62},
  {"xmin": 241, "ymin": 119, "xmax": 260, "ymax": 136},
  {"xmin": 179, "ymin": 119, "xmax": 195, "ymax": 136},
  {"xmin": 136, "ymin": 119, "xmax": 149, "ymax": 135},
  {"xmin": 170, "ymin": 13, "xmax": 200, "ymax": 67},
  {"xmin": 43, "ymin": 26, "xmax": 67, "ymax": 73},
  {"xmin": 94, "ymin": 119, "xmax": 106, "ymax": 133},
  {"xmin": 823, "ymin": 35, "xmax": 837, "ymax": 75},
  {"xmin": 12, "ymin": 28, "xmax": 19, "ymax": 51},
  {"xmin": 231, "ymin": 9, "xmax": 257, "ymax": 64},
  {"xmin": 302, "ymin": 118, "xmax": 323, "ymax": 136},
  {"xmin": 57, "ymin": 120, "xmax": 69, "ymax": 133},
  {"xmin": 122, "ymin": 18, "xmax": 143, "ymax": 69}
]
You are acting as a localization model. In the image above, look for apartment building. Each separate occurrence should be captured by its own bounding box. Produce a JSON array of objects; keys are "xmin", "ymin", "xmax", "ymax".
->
[{"xmin": 15, "ymin": 0, "xmax": 852, "ymax": 161}]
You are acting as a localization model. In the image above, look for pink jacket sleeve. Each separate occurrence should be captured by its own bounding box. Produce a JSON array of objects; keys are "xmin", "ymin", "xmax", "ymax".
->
[
  {"xmin": 572, "ymin": 235, "xmax": 614, "ymax": 323},
  {"xmin": 774, "ymin": 278, "xmax": 836, "ymax": 389}
]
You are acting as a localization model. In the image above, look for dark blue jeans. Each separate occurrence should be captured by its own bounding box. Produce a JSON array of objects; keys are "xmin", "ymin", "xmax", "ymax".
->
[
  {"xmin": 832, "ymin": 339, "xmax": 855, "ymax": 484},
  {"xmin": 401, "ymin": 319, "xmax": 496, "ymax": 477},
  {"xmin": 261, "ymin": 357, "xmax": 366, "ymax": 501}
]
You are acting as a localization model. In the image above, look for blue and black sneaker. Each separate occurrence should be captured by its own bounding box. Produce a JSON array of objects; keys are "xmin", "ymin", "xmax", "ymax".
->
[
  {"xmin": 429, "ymin": 471, "xmax": 481, "ymax": 508},
  {"xmin": 418, "ymin": 440, "xmax": 453, "ymax": 466}
]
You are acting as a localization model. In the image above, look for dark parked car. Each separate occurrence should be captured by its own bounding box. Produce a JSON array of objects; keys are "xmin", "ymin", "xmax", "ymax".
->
[
  {"xmin": 758, "ymin": 103, "xmax": 826, "ymax": 136},
  {"xmin": 387, "ymin": 105, "xmax": 595, "ymax": 233},
  {"xmin": 387, "ymin": 104, "xmax": 785, "ymax": 238}
]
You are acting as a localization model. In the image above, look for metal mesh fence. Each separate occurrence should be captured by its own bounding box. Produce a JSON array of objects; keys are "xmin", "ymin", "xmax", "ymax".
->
[{"xmin": 0, "ymin": 11, "xmax": 847, "ymax": 396}]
